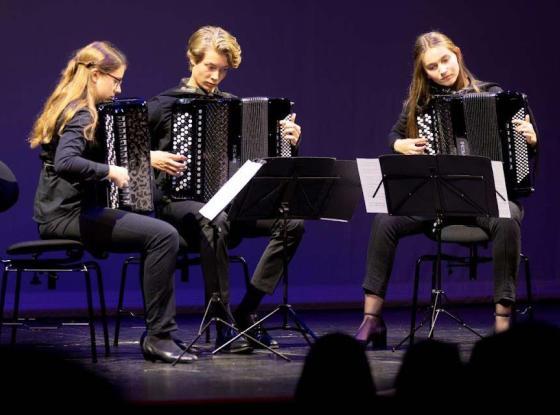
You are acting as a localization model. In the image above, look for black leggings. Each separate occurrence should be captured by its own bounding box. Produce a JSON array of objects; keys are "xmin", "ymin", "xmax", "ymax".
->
[
  {"xmin": 363, "ymin": 201, "xmax": 523, "ymax": 304},
  {"xmin": 39, "ymin": 208, "xmax": 180, "ymax": 336}
]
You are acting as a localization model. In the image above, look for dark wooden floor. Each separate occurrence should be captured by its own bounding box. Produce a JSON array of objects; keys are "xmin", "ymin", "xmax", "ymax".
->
[{"xmin": 1, "ymin": 302, "xmax": 558, "ymax": 407}]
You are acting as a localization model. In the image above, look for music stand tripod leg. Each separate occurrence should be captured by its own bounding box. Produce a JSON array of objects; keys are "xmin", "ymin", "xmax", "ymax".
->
[
  {"xmin": 211, "ymin": 309, "xmax": 290, "ymax": 361},
  {"xmin": 172, "ymin": 292, "xmax": 231, "ymax": 365},
  {"xmin": 437, "ymin": 308, "xmax": 484, "ymax": 338}
]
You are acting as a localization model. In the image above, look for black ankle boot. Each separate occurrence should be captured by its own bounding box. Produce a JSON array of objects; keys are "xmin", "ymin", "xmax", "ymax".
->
[
  {"xmin": 355, "ymin": 313, "xmax": 387, "ymax": 350},
  {"xmin": 215, "ymin": 324, "xmax": 254, "ymax": 354},
  {"xmin": 234, "ymin": 311, "xmax": 279, "ymax": 349}
]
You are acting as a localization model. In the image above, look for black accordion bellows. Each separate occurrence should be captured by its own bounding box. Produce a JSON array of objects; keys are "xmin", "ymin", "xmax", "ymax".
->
[
  {"xmin": 95, "ymin": 99, "xmax": 154, "ymax": 212},
  {"xmin": 417, "ymin": 91, "xmax": 533, "ymax": 198},
  {"xmin": 170, "ymin": 97, "xmax": 295, "ymax": 202}
]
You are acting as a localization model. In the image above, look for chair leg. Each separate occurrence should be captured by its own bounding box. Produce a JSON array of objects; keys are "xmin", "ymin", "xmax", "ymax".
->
[
  {"xmin": 178, "ymin": 254, "xmax": 190, "ymax": 283},
  {"xmin": 10, "ymin": 269, "xmax": 23, "ymax": 346},
  {"xmin": 114, "ymin": 256, "xmax": 136, "ymax": 347},
  {"xmin": 205, "ymin": 325, "xmax": 211, "ymax": 343},
  {"xmin": 230, "ymin": 256, "xmax": 251, "ymax": 290},
  {"xmin": 89, "ymin": 262, "xmax": 110, "ymax": 356},
  {"xmin": 469, "ymin": 244, "xmax": 479, "ymax": 281},
  {"xmin": 0, "ymin": 266, "xmax": 9, "ymax": 340},
  {"xmin": 521, "ymin": 254, "xmax": 534, "ymax": 321},
  {"xmin": 410, "ymin": 255, "xmax": 435, "ymax": 346},
  {"xmin": 83, "ymin": 266, "xmax": 98, "ymax": 363},
  {"xmin": 410, "ymin": 256, "xmax": 423, "ymax": 346}
]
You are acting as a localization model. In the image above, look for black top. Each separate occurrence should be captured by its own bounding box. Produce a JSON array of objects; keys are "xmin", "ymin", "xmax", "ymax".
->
[
  {"xmin": 387, "ymin": 81, "xmax": 503, "ymax": 151},
  {"xmin": 33, "ymin": 109, "xmax": 109, "ymax": 225}
]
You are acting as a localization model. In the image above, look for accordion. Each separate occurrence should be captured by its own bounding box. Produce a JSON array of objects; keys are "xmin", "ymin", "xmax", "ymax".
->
[
  {"xmin": 170, "ymin": 97, "xmax": 295, "ymax": 202},
  {"xmin": 95, "ymin": 99, "xmax": 154, "ymax": 212},
  {"xmin": 416, "ymin": 91, "xmax": 533, "ymax": 198}
]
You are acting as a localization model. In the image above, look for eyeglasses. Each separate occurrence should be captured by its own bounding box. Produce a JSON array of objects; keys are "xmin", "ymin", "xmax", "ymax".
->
[{"xmin": 103, "ymin": 72, "xmax": 123, "ymax": 88}]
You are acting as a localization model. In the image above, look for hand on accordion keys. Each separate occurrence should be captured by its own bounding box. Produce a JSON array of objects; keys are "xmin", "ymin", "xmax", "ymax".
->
[
  {"xmin": 513, "ymin": 114, "xmax": 538, "ymax": 147},
  {"xmin": 108, "ymin": 165, "xmax": 130, "ymax": 188},
  {"xmin": 393, "ymin": 138, "xmax": 428, "ymax": 155},
  {"xmin": 279, "ymin": 113, "xmax": 301, "ymax": 146},
  {"xmin": 150, "ymin": 150, "xmax": 188, "ymax": 176}
]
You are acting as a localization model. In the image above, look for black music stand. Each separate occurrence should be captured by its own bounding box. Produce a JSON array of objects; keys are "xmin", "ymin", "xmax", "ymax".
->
[
  {"xmin": 374, "ymin": 154, "xmax": 503, "ymax": 349},
  {"xmin": 214, "ymin": 157, "xmax": 361, "ymax": 352}
]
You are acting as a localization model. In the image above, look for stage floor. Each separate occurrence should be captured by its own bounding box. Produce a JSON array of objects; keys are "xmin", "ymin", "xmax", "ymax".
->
[{"xmin": 2, "ymin": 302, "xmax": 557, "ymax": 406}]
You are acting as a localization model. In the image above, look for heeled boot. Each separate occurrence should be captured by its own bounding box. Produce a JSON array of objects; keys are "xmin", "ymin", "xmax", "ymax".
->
[{"xmin": 355, "ymin": 312, "xmax": 387, "ymax": 350}]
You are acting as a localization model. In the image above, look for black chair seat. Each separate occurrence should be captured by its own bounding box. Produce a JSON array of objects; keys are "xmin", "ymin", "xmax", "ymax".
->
[
  {"xmin": 426, "ymin": 225, "xmax": 490, "ymax": 244},
  {"xmin": 6, "ymin": 239, "xmax": 84, "ymax": 257}
]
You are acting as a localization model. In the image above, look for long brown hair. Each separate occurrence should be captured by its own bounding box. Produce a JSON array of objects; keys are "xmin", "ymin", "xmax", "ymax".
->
[
  {"xmin": 404, "ymin": 32, "xmax": 479, "ymax": 138},
  {"xmin": 29, "ymin": 41, "xmax": 127, "ymax": 148}
]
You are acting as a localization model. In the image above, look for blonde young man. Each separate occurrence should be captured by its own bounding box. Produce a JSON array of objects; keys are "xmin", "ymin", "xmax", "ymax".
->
[{"xmin": 148, "ymin": 26, "xmax": 304, "ymax": 352}]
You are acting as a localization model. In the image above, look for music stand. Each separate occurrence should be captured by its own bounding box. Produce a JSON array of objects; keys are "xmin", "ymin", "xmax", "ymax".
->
[
  {"xmin": 214, "ymin": 157, "xmax": 361, "ymax": 352},
  {"xmin": 375, "ymin": 154, "xmax": 501, "ymax": 349},
  {"xmin": 173, "ymin": 229, "xmax": 290, "ymax": 365}
]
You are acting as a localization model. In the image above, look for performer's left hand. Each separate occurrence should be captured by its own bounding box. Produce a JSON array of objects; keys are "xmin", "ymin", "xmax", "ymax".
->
[
  {"xmin": 280, "ymin": 113, "xmax": 302, "ymax": 146},
  {"xmin": 513, "ymin": 115, "xmax": 537, "ymax": 147}
]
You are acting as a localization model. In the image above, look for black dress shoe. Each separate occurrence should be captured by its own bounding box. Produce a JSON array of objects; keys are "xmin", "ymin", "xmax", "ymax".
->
[
  {"xmin": 141, "ymin": 333, "xmax": 197, "ymax": 363},
  {"xmin": 215, "ymin": 325, "xmax": 253, "ymax": 354},
  {"xmin": 234, "ymin": 312, "xmax": 279, "ymax": 349}
]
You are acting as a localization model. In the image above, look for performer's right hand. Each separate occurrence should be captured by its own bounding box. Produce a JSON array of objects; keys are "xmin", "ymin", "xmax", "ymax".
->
[
  {"xmin": 150, "ymin": 151, "xmax": 187, "ymax": 176},
  {"xmin": 108, "ymin": 165, "xmax": 130, "ymax": 188},
  {"xmin": 393, "ymin": 138, "xmax": 428, "ymax": 155}
]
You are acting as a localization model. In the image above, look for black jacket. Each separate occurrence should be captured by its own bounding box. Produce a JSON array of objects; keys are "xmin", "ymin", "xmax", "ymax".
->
[{"xmin": 33, "ymin": 109, "xmax": 109, "ymax": 226}]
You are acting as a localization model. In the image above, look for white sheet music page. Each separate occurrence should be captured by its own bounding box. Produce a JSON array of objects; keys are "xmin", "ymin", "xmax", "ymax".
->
[
  {"xmin": 357, "ymin": 158, "xmax": 388, "ymax": 213},
  {"xmin": 491, "ymin": 161, "xmax": 511, "ymax": 218},
  {"xmin": 199, "ymin": 160, "xmax": 265, "ymax": 221}
]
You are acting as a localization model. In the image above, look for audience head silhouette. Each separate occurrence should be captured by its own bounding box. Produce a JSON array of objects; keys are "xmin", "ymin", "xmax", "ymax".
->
[{"xmin": 295, "ymin": 332, "xmax": 377, "ymax": 407}]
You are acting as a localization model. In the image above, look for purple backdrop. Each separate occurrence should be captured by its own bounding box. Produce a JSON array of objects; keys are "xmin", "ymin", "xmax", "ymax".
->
[{"xmin": 1, "ymin": 0, "xmax": 558, "ymax": 312}]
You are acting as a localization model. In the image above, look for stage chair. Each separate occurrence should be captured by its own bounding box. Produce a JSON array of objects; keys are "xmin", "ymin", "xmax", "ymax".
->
[
  {"xmin": 0, "ymin": 161, "xmax": 109, "ymax": 363},
  {"xmin": 408, "ymin": 224, "xmax": 534, "ymax": 346},
  {"xmin": 113, "ymin": 236, "xmax": 250, "ymax": 346}
]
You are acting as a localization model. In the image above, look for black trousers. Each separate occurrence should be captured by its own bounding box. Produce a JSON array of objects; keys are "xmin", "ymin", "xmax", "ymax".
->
[
  {"xmin": 158, "ymin": 200, "xmax": 305, "ymax": 305},
  {"xmin": 38, "ymin": 208, "xmax": 180, "ymax": 336},
  {"xmin": 363, "ymin": 201, "xmax": 523, "ymax": 304}
]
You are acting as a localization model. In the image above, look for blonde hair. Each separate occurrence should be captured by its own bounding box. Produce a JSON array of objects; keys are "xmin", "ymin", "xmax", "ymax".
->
[
  {"xmin": 186, "ymin": 26, "xmax": 241, "ymax": 70},
  {"xmin": 29, "ymin": 41, "xmax": 127, "ymax": 148},
  {"xmin": 404, "ymin": 32, "xmax": 479, "ymax": 138}
]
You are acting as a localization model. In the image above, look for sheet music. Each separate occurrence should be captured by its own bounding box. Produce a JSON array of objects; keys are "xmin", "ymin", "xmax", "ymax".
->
[
  {"xmin": 199, "ymin": 160, "xmax": 265, "ymax": 221},
  {"xmin": 491, "ymin": 161, "xmax": 511, "ymax": 218},
  {"xmin": 357, "ymin": 158, "xmax": 388, "ymax": 213}
]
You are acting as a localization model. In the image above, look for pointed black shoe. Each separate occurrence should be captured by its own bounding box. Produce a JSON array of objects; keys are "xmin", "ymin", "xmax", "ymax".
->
[
  {"xmin": 141, "ymin": 333, "xmax": 197, "ymax": 363},
  {"xmin": 234, "ymin": 311, "xmax": 279, "ymax": 349},
  {"xmin": 215, "ymin": 325, "xmax": 253, "ymax": 354},
  {"xmin": 355, "ymin": 313, "xmax": 387, "ymax": 350}
]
